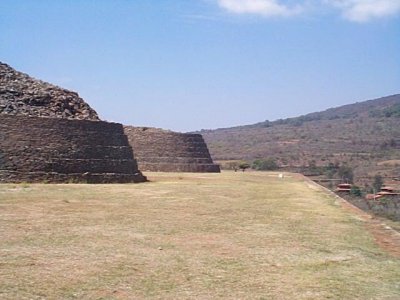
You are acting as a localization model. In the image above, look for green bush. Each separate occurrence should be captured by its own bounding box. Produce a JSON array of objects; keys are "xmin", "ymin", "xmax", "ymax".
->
[
  {"xmin": 252, "ymin": 158, "xmax": 279, "ymax": 171},
  {"xmin": 350, "ymin": 185, "xmax": 362, "ymax": 197}
]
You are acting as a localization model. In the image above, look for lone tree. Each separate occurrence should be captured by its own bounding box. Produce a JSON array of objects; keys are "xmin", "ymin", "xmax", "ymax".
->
[
  {"xmin": 338, "ymin": 165, "xmax": 354, "ymax": 183},
  {"xmin": 238, "ymin": 162, "xmax": 251, "ymax": 172}
]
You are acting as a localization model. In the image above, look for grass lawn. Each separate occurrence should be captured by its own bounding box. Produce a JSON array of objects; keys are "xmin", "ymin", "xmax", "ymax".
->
[{"xmin": 0, "ymin": 172, "xmax": 399, "ymax": 299}]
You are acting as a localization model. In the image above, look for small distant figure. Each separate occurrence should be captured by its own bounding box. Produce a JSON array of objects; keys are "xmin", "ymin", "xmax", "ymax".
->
[{"xmin": 278, "ymin": 173, "xmax": 284, "ymax": 179}]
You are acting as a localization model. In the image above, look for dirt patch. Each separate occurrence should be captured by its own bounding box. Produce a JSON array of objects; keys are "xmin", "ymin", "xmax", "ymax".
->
[
  {"xmin": 337, "ymin": 197, "xmax": 400, "ymax": 258},
  {"xmin": 305, "ymin": 176, "xmax": 400, "ymax": 258}
]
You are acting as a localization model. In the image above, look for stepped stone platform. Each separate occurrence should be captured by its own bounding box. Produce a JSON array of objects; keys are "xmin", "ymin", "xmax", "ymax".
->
[
  {"xmin": 0, "ymin": 115, "xmax": 146, "ymax": 183},
  {"xmin": 124, "ymin": 126, "xmax": 220, "ymax": 173},
  {"xmin": 0, "ymin": 62, "xmax": 146, "ymax": 183}
]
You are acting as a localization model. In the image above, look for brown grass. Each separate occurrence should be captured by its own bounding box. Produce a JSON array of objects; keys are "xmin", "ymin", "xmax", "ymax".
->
[{"xmin": 0, "ymin": 172, "xmax": 399, "ymax": 299}]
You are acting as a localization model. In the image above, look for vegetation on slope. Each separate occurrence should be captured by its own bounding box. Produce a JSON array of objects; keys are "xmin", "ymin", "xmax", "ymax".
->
[{"xmin": 200, "ymin": 94, "xmax": 400, "ymax": 185}]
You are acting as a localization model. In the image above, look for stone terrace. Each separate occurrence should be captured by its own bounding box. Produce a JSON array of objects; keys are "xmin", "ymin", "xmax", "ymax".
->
[
  {"xmin": 0, "ymin": 115, "xmax": 146, "ymax": 183},
  {"xmin": 124, "ymin": 126, "xmax": 220, "ymax": 173}
]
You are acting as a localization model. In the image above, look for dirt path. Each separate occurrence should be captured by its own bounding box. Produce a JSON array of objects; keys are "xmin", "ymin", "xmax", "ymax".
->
[
  {"xmin": 337, "ymin": 196, "xmax": 400, "ymax": 258},
  {"xmin": 302, "ymin": 174, "xmax": 400, "ymax": 258}
]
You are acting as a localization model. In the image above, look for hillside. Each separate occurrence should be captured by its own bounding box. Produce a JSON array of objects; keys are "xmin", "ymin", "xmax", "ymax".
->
[{"xmin": 200, "ymin": 94, "xmax": 400, "ymax": 184}]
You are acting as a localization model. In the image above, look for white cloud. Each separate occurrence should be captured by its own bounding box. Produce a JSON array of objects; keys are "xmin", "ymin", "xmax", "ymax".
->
[
  {"xmin": 215, "ymin": 0, "xmax": 400, "ymax": 21},
  {"xmin": 326, "ymin": 0, "xmax": 400, "ymax": 22},
  {"xmin": 216, "ymin": 0, "xmax": 304, "ymax": 17}
]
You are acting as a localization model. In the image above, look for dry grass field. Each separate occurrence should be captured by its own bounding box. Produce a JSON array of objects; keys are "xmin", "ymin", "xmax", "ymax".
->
[{"xmin": 1, "ymin": 172, "xmax": 399, "ymax": 299}]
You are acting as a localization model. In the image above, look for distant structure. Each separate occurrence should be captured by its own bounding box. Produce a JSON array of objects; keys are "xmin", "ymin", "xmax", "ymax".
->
[
  {"xmin": 366, "ymin": 186, "xmax": 400, "ymax": 200},
  {"xmin": 124, "ymin": 126, "xmax": 221, "ymax": 173},
  {"xmin": 380, "ymin": 186, "xmax": 396, "ymax": 194},
  {"xmin": 0, "ymin": 62, "xmax": 146, "ymax": 183},
  {"xmin": 336, "ymin": 183, "xmax": 352, "ymax": 193}
]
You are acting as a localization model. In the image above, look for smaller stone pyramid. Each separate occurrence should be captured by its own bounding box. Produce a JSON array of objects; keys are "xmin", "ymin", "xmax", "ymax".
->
[{"xmin": 124, "ymin": 126, "xmax": 221, "ymax": 173}]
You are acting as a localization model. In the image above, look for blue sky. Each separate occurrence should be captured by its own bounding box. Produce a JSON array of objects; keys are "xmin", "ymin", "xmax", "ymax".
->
[{"xmin": 1, "ymin": 0, "xmax": 399, "ymax": 132}]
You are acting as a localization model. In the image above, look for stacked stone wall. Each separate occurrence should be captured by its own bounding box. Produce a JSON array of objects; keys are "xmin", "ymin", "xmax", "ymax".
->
[
  {"xmin": 0, "ymin": 115, "xmax": 146, "ymax": 183},
  {"xmin": 124, "ymin": 126, "xmax": 220, "ymax": 172}
]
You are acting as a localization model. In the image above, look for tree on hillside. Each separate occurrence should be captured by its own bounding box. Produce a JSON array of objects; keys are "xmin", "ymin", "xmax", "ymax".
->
[
  {"xmin": 324, "ymin": 162, "xmax": 339, "ymax": 179},
  {"xmin": 350, "ymin": 185, "xmax": 362, "ymax": 197},
  {"xmin": 373, "ymin": 175, "xmax": 384, "ymax": 192},
  {"xmin": 308, "ymin": 160, "xmax": 322, "ymax": 175},
  {"xmin": 338, "ymin": 165, "xmax": 354, "ymax": 183}
]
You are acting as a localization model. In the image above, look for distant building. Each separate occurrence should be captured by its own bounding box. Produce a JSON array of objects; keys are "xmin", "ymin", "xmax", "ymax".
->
[
  {"xmin": 366, "ymin": 186, "xmax": 400, "ymax": 200},
  {"xmin": 380, "ymin": 186, "xmax": 395, "ymax": 193},
  {"xmin": 336, "ymin": 183, "xmax": 352, "ymax": 193}
]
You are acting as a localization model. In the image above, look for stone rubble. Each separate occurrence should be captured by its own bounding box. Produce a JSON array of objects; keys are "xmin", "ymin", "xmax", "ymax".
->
[{"xmin": 0, "ymin": 62, "xmax": 99, "ymax": 121}]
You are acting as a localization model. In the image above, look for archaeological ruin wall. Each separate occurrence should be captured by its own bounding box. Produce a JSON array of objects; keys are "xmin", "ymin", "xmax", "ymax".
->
[
  {"xmin": 0, "ymin": 115, "xmax": 146, "ymax": 183},
  {"xmin": 124, "ymin": 126, "xmax": 220, "ymax": 173},
  {"xmin": 0, "ymin": 62, "xmax": 146, "ymax": 183}
]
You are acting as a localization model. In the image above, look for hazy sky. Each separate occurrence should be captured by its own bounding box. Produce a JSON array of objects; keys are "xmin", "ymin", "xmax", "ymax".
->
[{"xmin": 1, "ymin": 0, "xmax": 399, "ymax": 132}]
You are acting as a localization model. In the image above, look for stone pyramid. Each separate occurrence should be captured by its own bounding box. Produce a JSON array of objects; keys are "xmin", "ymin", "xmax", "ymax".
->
[{"xmin": 0, "ymin": 62, "xmax": 146, "ymax": 183}]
